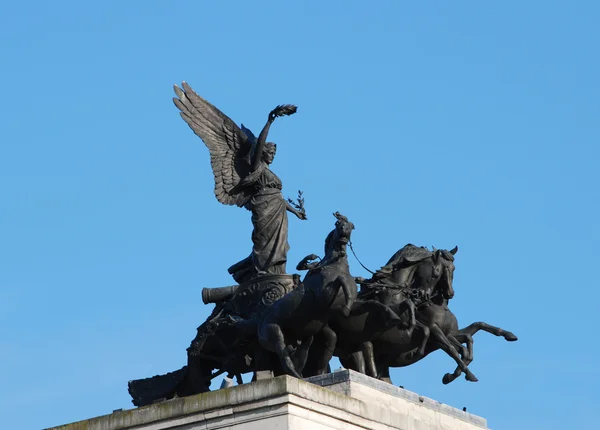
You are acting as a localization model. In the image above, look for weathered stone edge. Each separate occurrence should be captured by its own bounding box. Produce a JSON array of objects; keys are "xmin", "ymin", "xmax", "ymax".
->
[
  {"xmin": 45, "ymin": 375, "xmax": 358, "ymax": 430},
  {"xmin": 47, "ymin": 371, "xmax": 487, "ymax": 430},
  {"xmin": 306, "ymin": 370, "xmax": 487, "ymax": 428}
]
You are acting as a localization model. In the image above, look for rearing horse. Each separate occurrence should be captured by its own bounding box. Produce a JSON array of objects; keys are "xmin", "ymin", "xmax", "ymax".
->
[
  {"xmin": 378, "ymin": 287, "xmax": 518, "ymax": 385},
  {"xmin": 340, "ymin": 245, "xmax": 518, "ymax": 384},
  {"xmin": 313, "ymin": 245, "xmax": 460, "ymax": 378},
  {"xmin": 257, "ymin": 212, "xmax": 359, "ymax": 378}
]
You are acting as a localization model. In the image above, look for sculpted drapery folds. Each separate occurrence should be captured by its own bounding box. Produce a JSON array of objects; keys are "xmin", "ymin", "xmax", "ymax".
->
[{"xmin": 173, "ymin": 82, "xmax": 306, "ymax": 283}]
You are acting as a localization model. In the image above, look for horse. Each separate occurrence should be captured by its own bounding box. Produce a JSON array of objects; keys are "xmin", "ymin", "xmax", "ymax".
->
[
  {"xmin": 257, "ymin": 212, "xmax": 361, "ymax": 378},
  {"xmin": 337, "ymin": 245, "xmax": 518, "ymax": 384},
  {"xmin": 304, "ymin": 244, "xmax": 460, "ymax": 378}
]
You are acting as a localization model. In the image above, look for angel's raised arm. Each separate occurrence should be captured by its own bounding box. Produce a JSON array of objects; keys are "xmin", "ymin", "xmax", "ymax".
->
[
  {"xmin": 251, "ymin": 113, "xmax": 275, "ymax": 171},
  {"xmin": 251, "ymin": 105, "xmax": 298, "ymax": 171}
]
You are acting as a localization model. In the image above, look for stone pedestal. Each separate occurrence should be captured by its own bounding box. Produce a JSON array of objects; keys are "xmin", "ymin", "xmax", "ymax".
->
[{"xmin": 47, "ymin": 370, "xmax": 487, "ymax": 430}]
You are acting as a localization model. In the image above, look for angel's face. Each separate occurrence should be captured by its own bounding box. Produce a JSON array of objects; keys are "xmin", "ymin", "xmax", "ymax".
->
[{"xmin": 263, "ymin": 144, "xmax": 276, "ymax": 164}]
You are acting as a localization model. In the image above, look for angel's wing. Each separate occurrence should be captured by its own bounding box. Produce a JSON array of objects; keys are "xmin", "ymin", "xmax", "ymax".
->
[
  {"xmin": 240, "ymin": 124, "xmax": 257, "ymax": 143},
  {"xmin": 173, "ymin": 82, "xmax": 253, "ymax": 207}
]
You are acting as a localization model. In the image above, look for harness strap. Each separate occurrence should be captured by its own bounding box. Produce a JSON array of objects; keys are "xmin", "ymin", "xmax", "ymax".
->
[{"xmin": 348, "ymin": 240, "xmax": 376, "ymax": 275}]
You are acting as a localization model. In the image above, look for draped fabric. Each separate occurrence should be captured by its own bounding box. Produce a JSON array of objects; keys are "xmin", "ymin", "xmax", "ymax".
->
[{"xmin": 228, "ymin": 168, "xmax": 290, "ymax": 283}]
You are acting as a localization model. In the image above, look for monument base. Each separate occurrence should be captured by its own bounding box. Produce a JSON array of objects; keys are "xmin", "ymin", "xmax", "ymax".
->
[{"xmin": 47, "ymin": 370, "xmax": 487, "ymax": 430}]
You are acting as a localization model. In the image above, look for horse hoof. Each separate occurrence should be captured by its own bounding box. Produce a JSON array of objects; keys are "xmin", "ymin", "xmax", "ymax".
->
[
  {"xmin": 505, "ymin": 332, "xmax": 518, "ymax": 341},
  {"xmin": 466, "ymin": 374, "xmax": 478, "ymax": 382},
  {"xmin": 442, "ymin": 374, "xmax": 453, "ymax": 385},
  {"xmin": 283, "ymin": 358, "xmax": 301, "ymax": 379}
]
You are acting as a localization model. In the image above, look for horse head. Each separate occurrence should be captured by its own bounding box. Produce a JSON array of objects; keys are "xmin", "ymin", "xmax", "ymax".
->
[
  {"xmin": 323, "ymin": 212, "xmax": 355, "ymax": 255},
  {"xmin": 368, "ymin": 244, "xmax": 458, "ymax": 303},
  {"xmin": 430, "ymin": 246, "xmax": 458, "ymax": 300}
]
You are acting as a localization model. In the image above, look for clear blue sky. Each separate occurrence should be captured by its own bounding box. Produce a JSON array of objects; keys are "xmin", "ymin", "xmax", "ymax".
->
[{"xmin": 1, "ymin": 1, "xmax": 598, "ymax": 429}]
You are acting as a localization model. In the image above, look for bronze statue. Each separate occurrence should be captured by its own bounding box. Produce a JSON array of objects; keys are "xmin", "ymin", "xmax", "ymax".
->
[
  {"xmin": 173, "ymin": 82, "xmax": 306, "ymax": 283},
  {"xmin": 127, "ymin": 83, "xmax": 519, "ymax": 406}
]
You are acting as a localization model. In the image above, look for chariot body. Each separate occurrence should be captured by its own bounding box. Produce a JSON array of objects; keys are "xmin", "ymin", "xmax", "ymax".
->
[{"xmin": 128, "ymin": 274, "xmax": 299, "ymax": 406}]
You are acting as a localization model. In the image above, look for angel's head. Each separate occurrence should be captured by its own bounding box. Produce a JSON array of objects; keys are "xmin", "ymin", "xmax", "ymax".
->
[{"xmin": 263, "ymin": 142, "xmax": 277, "ymax": 164}]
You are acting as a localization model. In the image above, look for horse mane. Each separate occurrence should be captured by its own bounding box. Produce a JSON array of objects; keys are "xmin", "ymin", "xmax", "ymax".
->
[
  {"xmin": 439, "ymin": 249, "xmax": 455, "ymax": 262},
  {"xmin": 373, "ymin": 244, "xmax": 432, "ymax": 279},
  {"xmin": 323, "ymin": 229, "xmax": 335, "ymax": 255}
]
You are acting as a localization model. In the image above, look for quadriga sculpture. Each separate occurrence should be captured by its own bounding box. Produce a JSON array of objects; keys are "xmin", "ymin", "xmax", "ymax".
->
[
  {"xmin": 127, "ymin": 83, "xmax": 519, "ymax": 406},
  {"xmin": 330, "ymin": 245, "xmax": 518, "ymax": 384}
]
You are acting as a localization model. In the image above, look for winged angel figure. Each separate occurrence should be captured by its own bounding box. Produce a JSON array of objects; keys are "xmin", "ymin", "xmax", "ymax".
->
[{"xmin": 173, "ymin": 82, "xmax": 306, "ymax": 284}]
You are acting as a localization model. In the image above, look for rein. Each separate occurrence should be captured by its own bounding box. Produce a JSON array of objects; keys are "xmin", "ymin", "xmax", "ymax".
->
[{"xmin": 348, "ymin": 240, "xmax": 376, "ymax": 275}]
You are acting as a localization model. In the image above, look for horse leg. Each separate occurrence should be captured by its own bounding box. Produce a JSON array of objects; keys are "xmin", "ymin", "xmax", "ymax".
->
[
  {"xmin": 350, "ymin": 350, "xmax": 366, "ymax": 374},
  {"xmin": 459, "ymin": 322, "xmax": 518, "ymax": 342},
  {"xmin": 336, "ymin": 275, "xmax": 356, "ymax": 317},
  {"xmin": 339, "ymin": 355, "xmax": 358, "ymax": 372},
  {"xmin": 315, "ymin": 325, "xmax": 337, "ymax": 375},
  {"xmin": 404, "ymin": 321, "xmax": 430, "ymax": 361},
  {"xmin": 442, "ymin": 334, "xmax": 473, "ymax": 385},
  {"xmin": 416, "ymin": 322, "xmax": 431, "ymax": 357},
  {"xmin": 439, "ymin": 321, "xmax": 517, "ymax": 385},
  {"xmin": 260, "ymin": 323, "xmax": 302, "ymax": 379},
  {"xmin": 362, "ymin": 341, "xmax": 377, "ymax": 378},
  {"xmin": 334, "ymin": 344, "xmax": 371, "ymax": 377},
  {"xmin": 351, "ymin": 299, "xmax": 403, "ymax": 328},
  {"xmin": 454, "ymin": 333, "xmax": 474, "ymax": 363},
  {"xmin": 377, "ymin": 363, "xmax": 393, "ymax": 384},
  {"xmin": 397, "ymin": 299, "xmax": 416, "ymax": 330},
  {"xmin": 292, "ymin": 336, "xmax": 314, "ymax": 376},
  {"xmin": 448, "ymin": 335, "xmax": 470, "ymax": 363},
  {"xmin": 429, "ymin": 325, "xmax": 478, "ymax": 382}
]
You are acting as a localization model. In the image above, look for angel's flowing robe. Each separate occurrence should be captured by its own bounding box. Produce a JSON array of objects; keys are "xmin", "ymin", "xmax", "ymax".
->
[{"xmin": 228, "ymin": 168, "xmax": 290, "ymax": 283}]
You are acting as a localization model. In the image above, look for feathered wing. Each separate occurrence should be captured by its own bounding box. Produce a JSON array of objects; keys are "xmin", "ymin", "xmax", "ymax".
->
[{"xmin": 173, "ymin": 82, "xmax": 253, "ymax": 207}]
